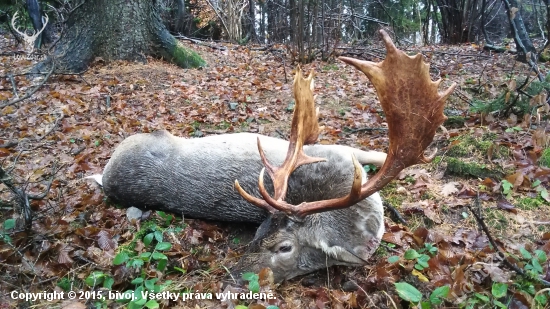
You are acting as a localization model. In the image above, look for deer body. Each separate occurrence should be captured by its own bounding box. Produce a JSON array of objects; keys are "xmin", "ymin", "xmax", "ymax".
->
[
  {"xmin": 99, "ymin": 130, "xmax": 385, "ymax": 282},
  {"xmin": 94, "ymin": 30, "xmax": 456, "ymax": 283}
]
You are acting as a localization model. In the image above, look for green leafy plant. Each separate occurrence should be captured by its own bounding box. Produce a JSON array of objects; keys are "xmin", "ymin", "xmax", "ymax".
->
[
  {"xmin": 501, "ymin": 179, "xmax": 513, "ymax": 198},
  {"xmin": 505, "ymin": 126, "xmax": 522, "ymax": 133},
  {"xmin": 85, "ymin": 271, "xmax": 114, "ymax": 289},
  {"xmin": 107, "ymin": 225, "xmax": 177, "ymax": 309},
  {"xmin": 156, "ymin": 211, "xmax": 175, "ymax": 227},
  {"xmin": 0, "ymin": 218, "xmax": 15, "ymax": 243},
  {"xmin": 461, "ymin": 283, "xmax": 508, "ymax": 309},
  {"xmin": 394, "ymin": 282, "xmax": 449, "ymax": 308},
  {"xmin": 363, "ymin": 164, "xmax": 378, "ymax": 173},
  {"xmin": 531, "ymin": 179, "xmax": 549, "ymax": 201},
  {"xmin": 241, "ymin": 272, "xmax": 260, "ymax": 293},
  {"xmin": 402, "ymin": 243, "xmax": 438, "ymax": 271}
]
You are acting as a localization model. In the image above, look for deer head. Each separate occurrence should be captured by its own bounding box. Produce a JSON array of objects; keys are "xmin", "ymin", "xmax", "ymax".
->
[
  {"xmin": 232, "ymin": 30, "xmax": 456, "ymax": 282},
  {"xmin": 11, "ymin": 11, "xmax": 49, "ymax": 53}
]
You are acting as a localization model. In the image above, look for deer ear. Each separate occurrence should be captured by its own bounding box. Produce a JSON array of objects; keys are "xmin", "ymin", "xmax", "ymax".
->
[
  {"xmin": 319, "ymin": 242, "xmax": 366, "ymax": 264},
  {"xmin": 320, "ymin": 230, "xmax": 382, "ymax": 264}
]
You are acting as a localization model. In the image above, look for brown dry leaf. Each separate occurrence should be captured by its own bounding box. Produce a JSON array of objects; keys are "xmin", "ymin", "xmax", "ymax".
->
[
  {"xmin": 97, "ymin": 230, "xmax": 117, "ymax": 251},
  {"xmin": 441, "ymin": 182, "xmax": 460, "ymax": 196},
  {"xmin": 483, "ymin": 264, "xmax": 512, "ymax": 283},
  {"xmin": 505, "ymin": 171, "xmax": 524, "ymax": 190},
  {"xmin": 532, "ymin": 128, "xmax": 549, "ymax": 149},
  {"xmin": 497, "ymin": 199, "xmax": 517, "ymax": 213}
]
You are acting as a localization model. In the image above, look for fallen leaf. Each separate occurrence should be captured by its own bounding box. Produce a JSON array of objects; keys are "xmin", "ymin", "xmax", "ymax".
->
[{"xmin": 441, "ymin": 182, "xmax": 460, "ymax": 196}]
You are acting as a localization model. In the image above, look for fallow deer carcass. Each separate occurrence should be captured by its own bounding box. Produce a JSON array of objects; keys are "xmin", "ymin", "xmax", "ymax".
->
[
  {"xmin": 90, "ymin": 30, "xmax": 455, "ymax": 284},
  {"xmin": 231, "ymin": 29, "xmax": 456, "ymax": 282}
]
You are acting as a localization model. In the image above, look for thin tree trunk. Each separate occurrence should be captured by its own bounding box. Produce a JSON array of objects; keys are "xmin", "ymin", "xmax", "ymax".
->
[
  {"xmin": 480, "ymin": 0, "xmax": 493, "ymax": 44},
  {"xmin": 502, "ymin": 0, "xmax": 537, "ymax": 63}
]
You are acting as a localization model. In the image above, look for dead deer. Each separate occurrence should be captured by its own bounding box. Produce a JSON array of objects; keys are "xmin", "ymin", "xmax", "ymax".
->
[
  {"xmin": 11, "ymin": 11, "xmax": 49, "ymax": 53},
  {"xmin": 89, "ymin": 30, "xmax": 455, "ymax": 283}
]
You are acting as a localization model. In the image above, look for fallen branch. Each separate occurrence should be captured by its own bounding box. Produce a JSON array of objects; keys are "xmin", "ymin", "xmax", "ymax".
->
[
  {"xmin": 0, "ymin": 141, "xmax": 18, "ymax": 148},
  {"xmin": 344, "ymin": 127, "xmax": 388, "ymax": 134},
  {"xmin": 0, "ymin": 64, "xmax": 55, "ymax": 109},
  {"xmin": 468, "ymin": 195, "xmax": 550, "ymax": 286},
  {"xmin": 383, "ymin": 201, "xmax": 408, "ymax": 225},
  {"xmin": 174, "ymin": 35, "xmax": 227, "ymax": 51}
]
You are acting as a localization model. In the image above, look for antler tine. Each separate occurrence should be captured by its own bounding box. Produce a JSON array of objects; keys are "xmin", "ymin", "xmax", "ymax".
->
[
  {"xmin": 235, "ymin": 67, "xmax": 326, "ymax": 215},
  {"xmin": 243, "ymin": 29, "xmax": 456, "ymax": 218},
  {"xmin": 11, "ymin": 12, "xmax": 26, "ymax": 37}
]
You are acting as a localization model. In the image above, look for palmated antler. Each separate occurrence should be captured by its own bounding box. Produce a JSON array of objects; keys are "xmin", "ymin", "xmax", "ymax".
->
[
  {"xmin": 234, "ymin": 68, "xmax": 326, "ymax": 213},
  {"xmin": 236, "ymin": 29, "xmax": 456, "ymax": 218}
]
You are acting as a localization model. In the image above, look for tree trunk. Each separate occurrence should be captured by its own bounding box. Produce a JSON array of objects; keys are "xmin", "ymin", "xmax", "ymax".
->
[
  {"xmin": 247, "ymin": 0, "xmax": 256, "ymax": 42},
  {"xmin": 540, "ymin": 0, "xmax": 550, "ymax": 62},
  {"xmin": 38, "ymin": 0, "xmax": 205, "ymax": 73},
  {"xmin": 480, "ymin": 0, "xmax": 493, "ymax": 45},
  {"xmin": 174, "ymin": 0, "xmax": 186, "ymax": 33},
  {"xmin": 26, "ymin": 0, "xmax": 52, "ymax": 46},
  {"xmin": 502, "ymin": 0, "xmax": 537, "ymax": 63}
]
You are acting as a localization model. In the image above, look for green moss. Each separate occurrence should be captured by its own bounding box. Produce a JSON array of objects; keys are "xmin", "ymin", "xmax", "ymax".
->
[
  {"xmin": 170, "ymin": 41, "xmax": 206, "ymax": 68},
  {"xmin": 517, "ymin": 197, "xmax": 547, "ymax": 210},
  {"xmin": 443, "ymin": 116, "xmax": 465, "ymax": 128},
  {"xmin": 540, "ymin": 46, "xmax": 550, "ymax": 62},
  {"xmin": 447, "ymin": 133, "xmax": 508, "ymax": 159},
  {"xmin": 446, "ymin": 157, "xmax": 505, "ymax": 179},
  {"xmin": 483, "ymin": 209, "xmax": 509, "ymax": 231},
  {"xmin": 540, "ymin": 148, "xmax": 550, "ymax": 167},
  {"xmin": 380, "ymin": 183, "xmax": 406, "ymax": 206}
]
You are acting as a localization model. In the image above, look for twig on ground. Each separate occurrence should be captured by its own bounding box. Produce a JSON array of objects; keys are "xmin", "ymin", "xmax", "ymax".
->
[
  {"xmin": 467, "ymin": 194, "xmax": 550, "ymax": 286},
  {"xmin": 175, "ymin": 35, "xmax": 227, "ymax": 51},
  {"xmin": 0, "ymin": 64, "xmax": 55, "ymax": 109},
  {"xmin": 8, "ymin": 74, "xmax": 19, "ymax": 99},
  {"xmin": 275, "ymin": 129, "xmax": 287, "ymax": 140},
  {"xmin": 344, "ymin": 127, "xmax": 387, "ymax": 134},
  {"xmin": 0, "ymin": 141, "xmax": 18, "ymax": 148},
  {"xmin": 383, "ymin": 201, "xmax": 408, "ymax": 225},
  {"xmin": 35, "ymin": 112, "xmax": 63, "ymax": 142}
]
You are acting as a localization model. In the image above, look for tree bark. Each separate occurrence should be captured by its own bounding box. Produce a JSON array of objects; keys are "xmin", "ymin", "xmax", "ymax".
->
[
  {"xmin": 38, "ymin": 0, "xmax": 205, "ymax": 73},
  {"xmin": 540, "ymin": 0, "xmax": 550, "ymax": 62},
  {"xmin": 502, "ymin": 0, "xmax": 537, "ymax": 63},
  {"xmin": 26, "ymin": 0, "xmax": 52, "ymax": 46}
]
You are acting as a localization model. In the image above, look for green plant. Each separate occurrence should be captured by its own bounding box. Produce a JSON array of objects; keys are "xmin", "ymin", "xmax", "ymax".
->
[
  {"xmin": 85, "ymin": 271, "xmax": 114, "ymax": 289},
  {"xmin": 403, "ymin": 243, "xmax": 438, "ymax": 271},
  {"xmin": 501, "ymin": 179, "xmax": 513, "ymax": 198},
  {"xmin": 0, "ymin": 218, "xmax": 15, "ymax": 243},
  {"xmin": 461, "ymin": 283, "xmax": 508, "ymax": 309},
  {"xmin": 322, "ymin": 63, "xmax": 338, "ymax": 71},
  {"xmin": 363, "ymin": 164, "xmax": 378, "ymax": 173},
  {"xmin": 470, "ymin": 75, "xmax": 550, "ymax": 116},
  {"xmin": 388, "ymin": 243, "xmax": 438, "ymax": 271},
  {"xmin": 108, "ymin": 225, "xmax": 177, "ymax": 308},
  {"xmin": 156, "ymin": 211, "xmax": 175, "ymax": 227},
  {"xmin": 531, "ymin": 180, "xmax": 549, "ymax": 202},
  {"xmin": 505, "ymin": 126, "xmax": 522, "ymax": 133},
  {"xmin": 540, "ymin": 148, "xmax": 550, "ymax": 167},
  {"xmin": 241, "ymin": 272, "xmax": 260, "ymax": 293},
  {"xmin": 394, "ymin": 282, "xmax": 449, "ymax": 308}
]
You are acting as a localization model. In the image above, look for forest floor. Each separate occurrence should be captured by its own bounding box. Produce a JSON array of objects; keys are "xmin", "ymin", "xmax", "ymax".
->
[{"xmin": 1, "ymin": 33, "xmax": 550, "ymax": 309}]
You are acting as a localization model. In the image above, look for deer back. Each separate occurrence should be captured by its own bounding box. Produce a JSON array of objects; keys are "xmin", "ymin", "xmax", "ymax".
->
[{"xmin": 102, "ymin": 130, "xmax": 382, "ymax": 224}]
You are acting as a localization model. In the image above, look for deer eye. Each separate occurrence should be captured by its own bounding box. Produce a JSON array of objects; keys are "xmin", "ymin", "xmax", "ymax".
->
[{"xmin": 278, "ymin": 245, "xmax": 292, "ymax": 253}]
